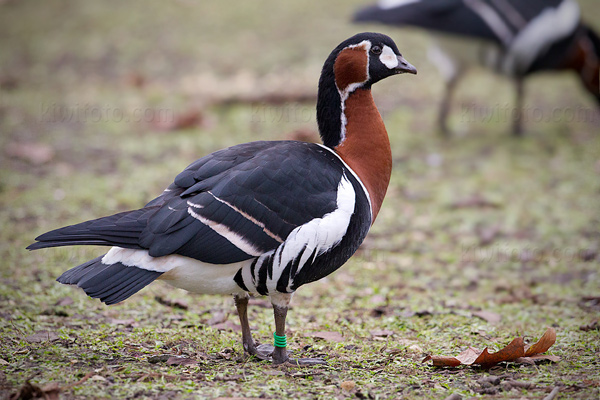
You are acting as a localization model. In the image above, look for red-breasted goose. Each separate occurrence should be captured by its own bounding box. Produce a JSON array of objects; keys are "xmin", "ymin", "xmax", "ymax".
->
[{"xmin": 28, "ymin": 32, "xmax": 417, "ymax": 365}]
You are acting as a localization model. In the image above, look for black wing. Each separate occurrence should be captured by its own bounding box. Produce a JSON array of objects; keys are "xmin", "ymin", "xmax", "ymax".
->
[
  {"xmin": 354, "ymin": 0, "xmax": 569, "ymax": 45},
  {"xmin": 28, "ymin": 141, "xmax": 345, "ymax": 265}
]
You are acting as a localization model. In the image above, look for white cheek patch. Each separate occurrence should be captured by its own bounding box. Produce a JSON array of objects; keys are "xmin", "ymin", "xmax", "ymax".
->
[{"xmin": 379, "ymin": 45, "xmax": 399, "ymax": 69}]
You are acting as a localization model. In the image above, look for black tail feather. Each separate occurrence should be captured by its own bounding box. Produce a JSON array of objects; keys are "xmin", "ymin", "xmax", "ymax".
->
[
  {"xmin": 57, "ymin": 257, "xmax": 163, "ymax": 305},
  {"xmin": 27, "ymin": 207, "xmax": 158, "ymax": 251}
]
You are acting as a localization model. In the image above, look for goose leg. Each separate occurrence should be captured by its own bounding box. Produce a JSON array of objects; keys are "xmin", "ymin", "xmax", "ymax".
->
[
  {"xmin": 233, "ymin": 293, "xmax": 279, "ymax": 361},
  {"xmin": 512, "ymin": 78, "xmax": 524, "ymax": 136},
  {"xmin": 428, "ymin": 42, "xmax": 462, "ymax": 136},
  {"xmin": 234, "ymin": 293, "xmax": 259, "ymax": 355},
  {"xmin": 271, "ymin": 294, "xmax": 326, "ymax": 366}
]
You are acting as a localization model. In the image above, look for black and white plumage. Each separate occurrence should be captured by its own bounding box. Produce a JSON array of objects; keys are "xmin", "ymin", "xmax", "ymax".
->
[
  {"xmin": 354, "ymin": 0, "xmax": 600, "ymax": 135},
  {"xmin": 28, "ymin": 32, "xmax": 417, "ymax": 365}
]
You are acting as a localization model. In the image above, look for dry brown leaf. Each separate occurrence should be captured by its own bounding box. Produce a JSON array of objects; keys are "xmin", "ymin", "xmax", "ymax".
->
[
  {"xmin": 108, "ymin": 318, "xmax": 136, "ymax": 326},
  {"xmin": 207, "ymin": 311, "xmax": 228, "ymax": 326},
  {"xmin": 580, "ymin": 320, "xmax": 599, "ymax": 331},
  {"xmin": 155, "ymin": 295, "xmax": 189, "ymax": 310},
  {"xmin": 455, "ymin": 346, "xmax": 485, "ymax": 365},
  {"xmin": 285, "ymin": 128, "xmax": 320, "ymax": 143},
  {"xmin": 311, "ymin": 331, "xmax": 344, "ymax": 342},
  {"xmin": 370, "ymin": 329, "xmax": 394, "ymax": 338},
  {"xmin": 423, "ymin": 328, "xmax": 557, "ymax": 368},
  {"xmin": 449, "ymin": 194, "xmax": 501, "ymax": 209},
  {"xmin": 54, "ymin": 296, "xmax": 74, "ymax": 306},
  {"xmin": 524, "ymin": 327, "xmax": 556, "ymax": 356},
  {"xmin": 422, "ymin": 355, "xmax": 462, "ymax": 367},
  {"xmin": 151, "ymin": 108, "xmax": 203, "ymax": 131},
  {"xmin": 166, "ymin": 356, "xmax": 197, "ymax": 366},
  {"xmin": 516, "ymin": 355, "xmax": 561, "ymax": 365},
  {"xmin": 9, "ymin": 381, "xmax": 60, "ymax": 400},
  {"xmin": 472, "ymin": 311, "xmax": 501, "ymax": 324},
  {"xmin": 211, "ymin": 321, "xmax": 240, "ymax": 332},
  {"xmin": 6, "ymin": 142, "xmax": 55, "ymax": 165},
  {"xmin": 25, "ymin": 330, "xmax": 59, "ymax": 343},
  {"xmin": 472, "ymin": 337, "xmax": 524, "ymax": 367}
]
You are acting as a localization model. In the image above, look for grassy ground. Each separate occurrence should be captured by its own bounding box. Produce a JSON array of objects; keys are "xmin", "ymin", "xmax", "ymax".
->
[{"xmin": 1, "ymin": 1, "xmax": 599, "ymax": 399}]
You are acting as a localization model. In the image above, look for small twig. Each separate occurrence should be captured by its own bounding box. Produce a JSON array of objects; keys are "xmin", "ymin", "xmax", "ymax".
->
[
  {"xmin": 66, "ymin": 371, "xmax": 95, "ymax": 388},
  {"xmin": 543, "ymin": 386, "xmax": 560, "ymax": 400}
]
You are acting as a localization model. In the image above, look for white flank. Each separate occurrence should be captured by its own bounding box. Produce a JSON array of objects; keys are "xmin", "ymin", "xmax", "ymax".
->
[
  {"xmin": 502, "ymin": 0, "xmax": 580, "ymax": 75},
  {"xmin": 380, "ymin": 45, "xmax": 399, "ymax": 69},
  {"xmin": 266, "ymin": 174, "xmax": 356, "ymax": 293},
  {"xmin": 336, "ymin": 40, "xmax": 371, "ymax": 145},
  {"xmin": 187, "ymin": 207, "xmax": 263, "ymax": 256},
  {"xmin": 378, "ymin": 0, "xmax": 420, "ymax": 9},
  {"xmin": 102, "ymin": 247, "xmax": 249, "ymax": 295},
  {"xmin": 463, "ymin": 0, "xmax": 514, "ymax": 45},
  {"xmin": 207, "ymin": 191, "xmax": 284, "ymax": 243}
]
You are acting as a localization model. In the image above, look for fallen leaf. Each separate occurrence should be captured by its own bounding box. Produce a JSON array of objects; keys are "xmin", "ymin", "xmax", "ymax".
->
[
  {"xmin": 422, "ymin": 355, "xmax": 462, "ymax": 367},
  {"xmin": 214, "ymin": 374, "xmax": 243, "ymax": 382},
  {"xmin": 54, "ymin": 297, "xmax": 73, "ymax": 306},
  {"xmin": 124, "ymin": 72, "xmax": 146, "ymax": 88},
  {"xmin": 580, "ymin": 320, "xmax": 599, "ymax": 331},
  {"xmin": 217, "ymin": 348, "xmax": 235, "ymax": 360},
  {"xmin": 108, "ymin": 318, "xmax": 136, "ymax": 326},
  {"xmin": 207, "ymin": 311, "xmax": 228, "ymax": 326},
  {"xmin": 211, "ymin": 321, "xmax": 240, "ymax": 332},
  {"xmin": 0, "ymin": 359, "xmax": 8, "ymax": 365},
  {"xmin": 6, "ymin": 142, "xmax": 55, "ymax": 165},
  {"xmin": 148, "ymin": 355, "xmax": 171, "ymax": 364},
  {"xmin": 285, "ymin": 128, "xmax": 319, "ymax": 143},
  {"xmin": 155, "ymin": 296, "xmax": 189, "ymax": 310},
  {"xmin": 443, "ymin": 394, "xmax": 463, "ymax": 400},
  {"xmin": 9, "ymin": 381, "xmax": 60, "ymax": 400},
  {"xmin": 423, "ymin": 328, "xmax": 556, "ymax": 368},
  {"xmin": 514, "ymin": 357, "xmax": 536, "ymax": 365},
  {"xmin": 515, "ymin": 355, "xmax": 561, "ymax": 364},
  {"xmin": 524, "ymin": 327, "xmax": 556, "ymax": 356},
  {"xmin": 166, "ymin": 356, "xmax": 197, "ymax": 366},
  {"xmin": 151, "ymin": 108, "xmax": 203, "ymax": 131},
  {"xmin": 311, "ymin": 331, "xmax": 344, "ymax": 342},
  {"xmin": 0, "ymin": 75, "xmax": 18, "ymax": 90},
  {"xmin": 449, "ymin": 194, "xmax": 501, "ymax": 209},
  {"xmin": 25, "ymin": 331, "xmax": 59, "ymax": 343},
  {"xmin": 340, "ymin": 380, "xmax": 356, "ymax": 391},
  {"xmin": 454, "ymin": 346, "xmax": 485, "ymax": 365},
  {"xmin": 529, "ymin": 354, "xmax": 561, "ymax": 363},
  {"xmin": 472, "ymin": 337, "xmax": 524, "ymax": 367},
  {"xmin": 370, "ymin": 329, "xmax": 394, "ymax": 338},
  {"xmin": 472, "ymin": 311, "xmax": 501, "ymax": 324}
]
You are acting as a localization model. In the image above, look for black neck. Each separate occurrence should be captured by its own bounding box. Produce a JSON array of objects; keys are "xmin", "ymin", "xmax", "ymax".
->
[{"xmin": 316, "ymin": 62, "xmax": 344, "ymax": 148}]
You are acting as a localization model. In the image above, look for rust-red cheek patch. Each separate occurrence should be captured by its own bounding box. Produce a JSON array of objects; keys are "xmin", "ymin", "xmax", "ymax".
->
[{"xmin": 334, "ymin": 45, "xmax": 368, "ymax": 92}]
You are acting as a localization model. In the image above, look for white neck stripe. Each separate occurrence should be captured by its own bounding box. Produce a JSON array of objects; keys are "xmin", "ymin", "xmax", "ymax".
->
[{"xmin": 335, "ymin": 40, "xmax": 372, "ymax": 146}]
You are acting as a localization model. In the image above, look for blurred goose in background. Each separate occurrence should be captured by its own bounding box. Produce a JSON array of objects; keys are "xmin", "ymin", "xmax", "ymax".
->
[{"xmin": 354, "ymin": 0, "xmax": 600, "ymax": 135}]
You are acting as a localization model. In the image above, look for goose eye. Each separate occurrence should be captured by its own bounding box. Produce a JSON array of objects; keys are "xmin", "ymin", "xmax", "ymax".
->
[{"xmin": 371, "ymin": 46, "xmax": 382, "ymax": 55}]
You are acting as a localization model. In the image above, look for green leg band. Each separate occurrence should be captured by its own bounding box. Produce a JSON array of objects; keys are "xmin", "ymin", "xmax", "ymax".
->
[{"xmin": 273, "ymin": 332, "xmax": 287, "ymax": 348}]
